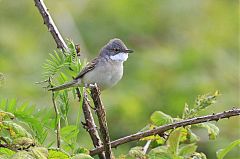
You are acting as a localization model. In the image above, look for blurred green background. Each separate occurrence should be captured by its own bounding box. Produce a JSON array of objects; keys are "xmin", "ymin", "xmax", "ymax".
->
[{"xmin": 0, "ymin": 0, "xmax": 239, "ymax": 158}]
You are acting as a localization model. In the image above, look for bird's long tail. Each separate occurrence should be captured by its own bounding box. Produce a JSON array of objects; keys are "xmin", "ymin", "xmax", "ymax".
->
[{"xmin": 49, "ymin": 80, "xmax": 78, "ymax": 91}]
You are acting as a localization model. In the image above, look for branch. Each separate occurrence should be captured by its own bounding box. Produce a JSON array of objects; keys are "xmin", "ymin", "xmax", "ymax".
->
[
  {"xmin": 90, "ymin": 84, "xmax": 113, "ymax": 159},
  {"xmin": 49, "ymin": 78, "xmax": 61, "ymax": 148},
  {"xmin": 33, "ymin": 0, "xmax": 68, "ymax": 51},
  {"xmin": 90, "ymin": 108, "xmax": 240, "ymax": 156},
  {"xmin": 82, "ymin": 88, "xmax": 105, "ymax": 159}
]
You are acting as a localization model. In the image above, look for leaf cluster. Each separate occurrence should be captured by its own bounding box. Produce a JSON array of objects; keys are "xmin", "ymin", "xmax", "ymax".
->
[{"xmin": 119, "ymin": 91, "xmax": 238, "ymax": 159}]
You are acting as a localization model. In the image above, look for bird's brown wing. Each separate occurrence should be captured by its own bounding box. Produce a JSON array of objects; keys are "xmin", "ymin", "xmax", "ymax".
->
[{"xmin": 74, "ymin": 57, "xmax": 98, "ymax": 79}]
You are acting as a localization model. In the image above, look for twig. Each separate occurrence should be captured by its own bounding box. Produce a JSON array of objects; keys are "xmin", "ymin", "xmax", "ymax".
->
[
  {"xmin": 33, "ymin": 0, "xmax": 68, "ymax": 51},
  {"xmin": 90, "ymin": 84, "xmax": 113, "ymax": 159},
  {"xmin": 143, "ymin": 140, "xmax": 151, "ymax": 155},
  {"xmin": 82, "ymin": 88, "xmax": 106, "ymax": 159},
  {"xmin": 49, "ymin": 78, "xmax": 61, "ymax": 148},
  {"xmin": 90, "ymin": 108, "xmax": 240, "ymax": 156}
]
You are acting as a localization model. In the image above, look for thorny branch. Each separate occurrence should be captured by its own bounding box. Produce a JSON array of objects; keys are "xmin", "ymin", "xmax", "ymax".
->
[
  {"xmin": 90, "ymin": 84, "xmax": 113, "ymax": 159},
  {"xmin": 82, "ymin": 88, "xmax": 105, "ymax": 159},
  {"xmin": 33, "ymin": 0, "xmax": 68, "ymax": 51},
  {"xmin": 90, "ymin": 108, "xmax": 240, "ymax": 156}
]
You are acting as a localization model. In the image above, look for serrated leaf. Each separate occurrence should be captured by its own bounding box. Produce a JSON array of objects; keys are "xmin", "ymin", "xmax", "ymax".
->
[
  {"xmin": 167, "ymin": 128, "xmax": 183, "ymax": 155},
  {"xmin": 195, "ymin": 122, "xmax": 219, "ymax": 140},
  {"xmin": 216, "ymin": 139, "xmax": 240, "ymax": 159},
  {"xmin": 48, "ymin": 149, "xmax": 69, "ymax": 159},
  {"xmin": 179, "ymin": 143, "xmax": 197, "ymax": 156},
  {"xmin": 150, "ymin": 111, "xmax": 173, "ymax": 126}
]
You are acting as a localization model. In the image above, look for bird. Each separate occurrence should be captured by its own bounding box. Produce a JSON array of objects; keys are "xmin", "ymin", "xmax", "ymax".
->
[{"xmin": 49, "ymin": 38, "xmax": 133, "ymax": 91}]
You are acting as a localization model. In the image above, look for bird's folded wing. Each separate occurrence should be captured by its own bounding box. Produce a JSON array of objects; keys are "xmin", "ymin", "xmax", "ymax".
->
[{"xmin": 74, "ymin": 57, "xmax": 98, "ymax": 79}]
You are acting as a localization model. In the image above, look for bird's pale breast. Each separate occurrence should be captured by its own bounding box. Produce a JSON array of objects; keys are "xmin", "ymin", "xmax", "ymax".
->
[{"xmin": 82, "ymin": 60, "xmax": 123, "ymax": 90}]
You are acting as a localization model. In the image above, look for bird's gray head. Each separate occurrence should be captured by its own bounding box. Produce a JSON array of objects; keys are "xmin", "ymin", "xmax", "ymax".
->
[{"xmin": 100, "ymin": 38, "xmax": 133, "ymax": 62}]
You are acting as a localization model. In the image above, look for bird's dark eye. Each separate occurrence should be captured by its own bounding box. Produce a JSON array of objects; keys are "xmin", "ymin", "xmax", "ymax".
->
[{"xmin": 113, "ymin": 48, "xmax": 120, "ymax": 52}]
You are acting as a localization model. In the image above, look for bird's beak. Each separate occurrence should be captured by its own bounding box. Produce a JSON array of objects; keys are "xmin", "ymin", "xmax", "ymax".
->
[{"xmin": 124, "ymin": 49, "xmax": 134, "ymax": 53}]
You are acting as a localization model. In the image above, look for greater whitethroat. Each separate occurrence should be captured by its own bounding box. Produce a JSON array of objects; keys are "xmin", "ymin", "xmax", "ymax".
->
[{"xmin": 49, "ymin": 38, "xmax": 133, "ymax": 91}]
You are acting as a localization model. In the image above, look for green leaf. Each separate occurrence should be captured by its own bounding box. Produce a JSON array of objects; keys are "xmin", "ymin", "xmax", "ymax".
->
[
  {"xmin": 61, "ymin": 125, "xmax": 79, "ymax": 141},
  {"xmin": 0, "ymin": 110, "xmax": 15, "ymax": 121},
  {"xmin": 0, "ymin": 99, "xmax": 7, "ymax": 109},
  {"xmin": 48, "ymin": 149, "xmax": 69, "ymax": 159},
  {"xmin": 60, "ymin": 125, "xmax": 79, "ymax": 151},
  {"xmin": 7, "ymin": 99, "xmax": 17, "ymax": 112},
  {"xmin": 30, "ymin": 147, "xmax": 48, "ymax": 159},
  {"xmin": 2, "ymin": 121, "xmax": 33, "ymax": 139},
  {"xmin": 11, "ymin": 151, "xmax": 35, "ymax": 159},
  {"xmin": 128, "ymin": 146, "xmax": 146, "ymax": 158},
  {"xmin": 75, "ymin": 147, "xmax": 89, "ymax": 154},
  {"xmin": 216, "ymin": 139, "xmax": 240, "ymax": 159},
  {"xmin": 150, "ymin": 111, "xmax": 173, "ymax": 126},
  {"xmin": 167, "ymin": 128, "xmax": 183, "ymax": 155},
  {"xmin": 43, "ymin": 51, "xmax": 67, "ymax": 78},
  {"xmin": 195, "ymin": 122, "xmax": 219, "ymax": 140},
  {"xmin": 71, "ymin": 154, "xmax": 94, "ymax": 159},
  {"xmin": 148, "ymin": 146, "xmax": 172, "ymax": 159},
  {"xmin": 0, "ymin": 147, "xmax": 15, "ymax": 157},
  {"xmin": 179, "ymin": 143, "xmax": 197, "ymax": 156},
  {"xmin": 186, "ymin": 129, "xmax": 199, "ymax": 143}
]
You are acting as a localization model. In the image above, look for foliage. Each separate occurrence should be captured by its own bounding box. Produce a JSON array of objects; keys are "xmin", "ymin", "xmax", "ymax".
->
[
  {"xmin": 115, "ymin": 91, "xmax": 239, "ymax": 159},
  {"xmin": 38, "ymin": 40, "xmax": 88, "ymax": 155},
  {"xmin": 0, "ymin": 105, "xmax": 93, "ymax": 158},
  {"xmin": 0, "ymin": 99, "xmax": 53, "ymax": 145},
  {"xmin": 216, "ymin": 139, "xmax": 240, "ymax": 159},
  {"xmin": 2, "ymin": 43, "xmax": 238, "ymax": 158},
  {"xmin": 0, "ymin": 0, "xmax": 239, "ymax": 158}
]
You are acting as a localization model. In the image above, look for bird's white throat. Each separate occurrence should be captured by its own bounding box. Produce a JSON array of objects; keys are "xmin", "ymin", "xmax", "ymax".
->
[{"xmin": 110, "ymin": 53, "xmax": 128, "ymax": 62}]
